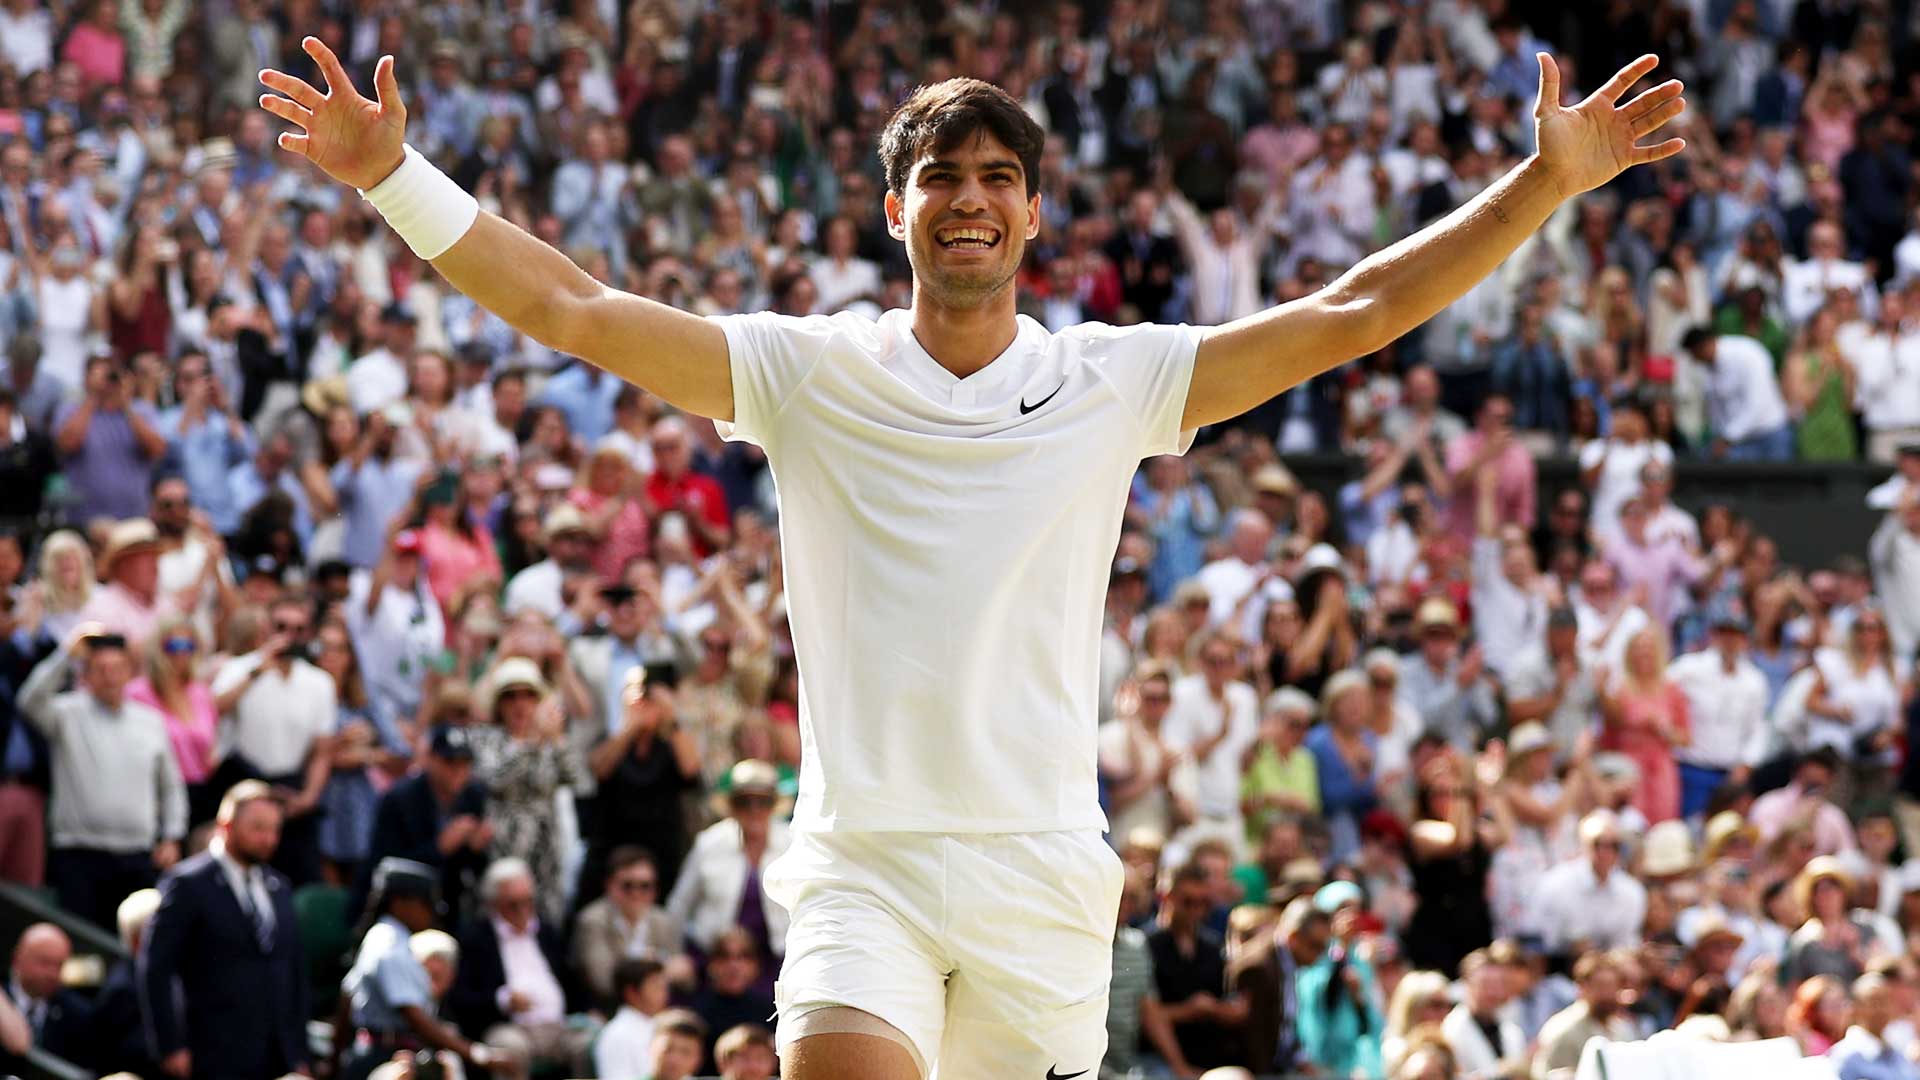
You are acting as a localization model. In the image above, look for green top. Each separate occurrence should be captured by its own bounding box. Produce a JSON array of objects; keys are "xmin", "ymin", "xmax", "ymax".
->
[
  {"xmin": 1240, "ymin": 743, "xmax": 1321, "ymax": 848},
  {"xmin": 1792, "ymin": 353, "xmax": 1857, "ymax": 462}
]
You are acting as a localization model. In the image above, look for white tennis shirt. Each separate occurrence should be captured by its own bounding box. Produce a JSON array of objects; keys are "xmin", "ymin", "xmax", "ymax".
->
[{"xmin": 713, "ymin": 307, "xmax": 1201, "ymax": 833}]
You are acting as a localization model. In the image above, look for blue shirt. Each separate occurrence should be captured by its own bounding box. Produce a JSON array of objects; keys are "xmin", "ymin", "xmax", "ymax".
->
[
  {"xmin": 54, "ymin": 399, "xmax": 159, "ymax": 523},
  {"xmin": 158, "ymin": 408, "xmax": 253, "ymax": 534},
  {"xmin": 1129, "ymin": 477, "xmax": 1219, "ymax": 603},
  {"xmin": 344, "ymin": 916, "xmax": 432, "ymax": 1033},
  {"xmin": 330, "ymin": 455, "xmax": 425, "ymax": 568},
  {"xmin": 1833, "ymin": 1028, "xmax": 1920, "ymax": 1080},
  {"xmin": 1296, "ymin": 947, "xmax": 1384, "ymax": 1080},
  {"xmin": 537, "ymin": 363, "xmax": 622, "ymax": 443}
]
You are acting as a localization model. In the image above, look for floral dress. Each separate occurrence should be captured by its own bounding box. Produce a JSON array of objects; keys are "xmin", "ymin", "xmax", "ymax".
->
[{"xmin": 471, "ymin": 726, "xmax": 587, "ymax": 923}]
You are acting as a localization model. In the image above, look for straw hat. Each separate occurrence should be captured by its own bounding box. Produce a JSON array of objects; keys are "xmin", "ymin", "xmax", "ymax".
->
[
  {"xmin": 541, "ymin": 504, "xmax": 591, "ymax": 544},
  {"xmin": 1794, "ymin": 855, "xmax": 1854, "ymax": 917},
  {"xmin": 480, "ymin": 656, "xmax": 550, "ymax": 717},
  {"xmin": 1640, "ymin": 820, "xmax": 1697, "ymax": 878},
  {"xmin": 1702, "ymin": 811, "xmax": 1759, "ymax": 863},
  {"xmin": 99, "ymin": 519, "xmax": 162, "ymax": 577},
  {"xmin": 301, "ymin": 375, "xmax": 350, "ymax": 417}
]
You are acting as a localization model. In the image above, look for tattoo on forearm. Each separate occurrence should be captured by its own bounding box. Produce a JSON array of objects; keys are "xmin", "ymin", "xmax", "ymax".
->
[{"xmin": 1491, "ymin": 201, "xmax": 1511, "ymax": 224}]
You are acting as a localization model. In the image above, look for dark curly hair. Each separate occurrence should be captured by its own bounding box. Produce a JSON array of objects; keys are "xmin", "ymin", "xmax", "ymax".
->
[{"xmin": 876, "ymin": 78, "xmax": 1045, "ymax": 196}]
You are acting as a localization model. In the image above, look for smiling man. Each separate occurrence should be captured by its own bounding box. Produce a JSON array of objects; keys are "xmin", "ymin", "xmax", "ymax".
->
[{"xmin": 261, "ymin": 38, "xmax": 1686, "ymax": 1080}]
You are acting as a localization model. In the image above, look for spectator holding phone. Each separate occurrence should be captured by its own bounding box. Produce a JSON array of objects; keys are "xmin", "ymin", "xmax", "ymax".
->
[{"xmin": 54, "ymin": 354, "xmax": 168, "ymax": 523}]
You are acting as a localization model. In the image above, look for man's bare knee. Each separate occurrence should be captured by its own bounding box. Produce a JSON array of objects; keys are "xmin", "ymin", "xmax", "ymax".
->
[{"xmin": 781, "ymin": 1006, "xmax": 924, "ymax": 1080}]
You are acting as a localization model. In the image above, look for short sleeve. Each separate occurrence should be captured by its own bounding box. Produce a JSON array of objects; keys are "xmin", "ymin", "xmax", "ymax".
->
[
  {"xmin": 1071, "ymin": 322, "xmax": 1204, "ymax": 458},
  {"xmin": 708, "ymin": 311, "xmax": 843, "ymax": 448},
  {"xmin": 373, "ymin": 949, "xmax": 432, "ymax": 1010},
  {"xmin": 1577, "ymin": 440, "xmax": 1604, "ymax": 471}
]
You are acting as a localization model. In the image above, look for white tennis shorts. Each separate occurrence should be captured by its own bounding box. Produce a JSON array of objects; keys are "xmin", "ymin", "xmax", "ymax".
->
[{"xmin": 763, "ymin": 827, "xmax": 1125, "ymax": 1079}]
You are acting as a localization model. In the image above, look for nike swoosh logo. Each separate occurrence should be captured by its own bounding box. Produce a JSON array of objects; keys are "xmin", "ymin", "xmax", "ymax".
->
[
  {"xmin": 1045, "ymin": 1068, "xmax": 1088, "ymax": 1080},
  {"xmin": 1020, "ymin": 382, "xmax": 1065, "ymax": 414}
]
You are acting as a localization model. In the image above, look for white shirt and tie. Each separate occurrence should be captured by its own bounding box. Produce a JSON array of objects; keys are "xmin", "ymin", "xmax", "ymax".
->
[{"xmin": 211, "ymin": 837, "xmax": 276, "ymax": 950}]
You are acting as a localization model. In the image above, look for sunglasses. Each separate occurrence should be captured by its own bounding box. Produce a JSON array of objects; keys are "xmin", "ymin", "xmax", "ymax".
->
[
  {"xmin": 500, "ymin": 687, "xmax": 540, "ymax": 701},
  {"xmin": 615, "ymin": 877, "xmax": 657, "ymax": 894},
  {"xmin": 732, "ymin": 793, "xmax": 775, "ymax": 809},
  {"xmin": 274, "ymin": 621, "xmax": 308, "ymax": 635},
  {"xmin": 161, "ymin": 636, "xmax": 195, "ymax": 656},
  {"xmin": 1138, "ymin": 692, "xmax": 1171, "ymax": 704}
]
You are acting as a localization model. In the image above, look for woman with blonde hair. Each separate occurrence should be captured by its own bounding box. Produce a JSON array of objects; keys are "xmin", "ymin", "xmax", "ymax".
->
[
  {"xmin": 1804, "ymin": 603, "xmax": 1902, "ymax": 804},
  {"xmin": 569, "ymin": 444, "xmax": 651, "ymax": 584},
  {"xmin": 1596, "ymin": 625, "xmax": 1690, "ymax": 823},
  {"xmin": 33, "ymin": 530, "xmax": 95, "ymax": 641},
  {"xmin": 1381, "ymin": 970, "xmax": 1454, "ymax": 1072},
  {"xmin": 127, "ymin": 616, "xmax": 221, "ymax": 825}
]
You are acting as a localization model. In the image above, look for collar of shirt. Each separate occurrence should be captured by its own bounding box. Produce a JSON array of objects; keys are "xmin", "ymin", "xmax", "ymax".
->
[{"xmin": 210, "ymin": 836, "xmax": 265, "ymax": 906}]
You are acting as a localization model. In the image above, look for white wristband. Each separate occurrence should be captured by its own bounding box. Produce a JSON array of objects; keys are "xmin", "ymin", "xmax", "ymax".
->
[{"xmin": 359, "ymin": 144, "xmax": 479, "ymax": 261}]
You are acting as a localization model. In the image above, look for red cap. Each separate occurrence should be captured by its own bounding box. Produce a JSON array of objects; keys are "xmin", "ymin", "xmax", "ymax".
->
[{"xmin": 393, "ymin": 529, "xmax": 423, "ymax": 555}]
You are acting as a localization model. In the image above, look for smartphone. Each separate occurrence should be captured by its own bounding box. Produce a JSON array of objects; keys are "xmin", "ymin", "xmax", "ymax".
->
[{"xmin": 643, "ymin": 660, "xmax": 680, "ymax": 690}]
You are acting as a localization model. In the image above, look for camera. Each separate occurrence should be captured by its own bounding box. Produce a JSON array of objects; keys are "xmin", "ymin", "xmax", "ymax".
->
[
  {"xmin": 411, "ymin": 1050, "xmax": 445, "ymax": 1080},
  {"xmin": 280, "ymin": 641, "xmax": 311, "ymax": 664}
]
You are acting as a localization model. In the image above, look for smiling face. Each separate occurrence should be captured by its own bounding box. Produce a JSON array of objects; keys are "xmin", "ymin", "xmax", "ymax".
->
[{"xmin": 885, "ymin": 128, "xmax": 1039, "ymax": 311}]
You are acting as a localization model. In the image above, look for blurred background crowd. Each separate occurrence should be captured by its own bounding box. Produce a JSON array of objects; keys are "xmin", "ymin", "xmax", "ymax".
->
[{"xmin": 0, "ymin": 0, "xmax": 1917, "ymax": 1079}]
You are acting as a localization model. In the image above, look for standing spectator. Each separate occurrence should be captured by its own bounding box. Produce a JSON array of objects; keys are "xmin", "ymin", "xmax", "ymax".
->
[
  {"xmin": 418, "ymin": 467, "xmax": 503, "ymax": 616},
  {"xmin": 1805, "ymin": 607, "xmax": 1903, "ymax": 801},
  {"xmin": 1783, "ymin": 306, "xmax": 1859, "ymax": 462},
  {"xmin": 1295, "ymin": 883, "xmax": 1385, "ymax": 1078},
  {"xmin": 1491, "ymin": 301, "xmax": 1571, "ymax": 436},
  {"xmin": 536, "ymin": 360, "xmax": 622, "ymax": 444},
  {"xmin": 1601, "ymin": 495, "xmax": 1707, "ymax": 630},
  {"xmin": 551, "ymin": 123, "xmax": 637, "ymax": 280},
  {"xmin": 1306, "ymin": 672, "xmax": 1382, "ymax": 864},
  {"xmin": 18, "ymin": 626, "xmax": 184, "ymax": 928},
  {"xmin": 580, "ymin": 648, "xmax": 700, "ymax": 887},
  {"xmin": 1534, "ymin": 811, "xmax": 1650, "ymax": 956},
  {"xmin": 1237, "ymin": 687, "xmax": 1319, "ymax": 851},
  {"xmin": 568, "ymin": 447, "xmax": 651, "ymax": 587},
  {"xmin": 571, "ymin": 847, "xmax": 688, "ymax": 1010},
  {"xmin": 1129, "ymin": 456, "xmax": 1221, "ymax": 602},
  {"xmin": 55, "ymin": 355, "xmax": 168, "ymax": 523},
  {"xmin": 1397, "ymin": 598, "xmax": 1497, "ymax": 753},
  {"xmin": 1870, "ymin": 489, "xmax": 1920, "ymax": 665},
  {"xmin": 449, "ymin": 858, "xmax": 592, "ymax": 1080},
  {"xmin": 808, "ymin": 217, "xmax": 881, "ymax": 314},
  {"xmin": 666, "ymin": 760, "xmax": 791, "ymax": 978},
  {"xmin": 1162, "ymin": 179, "xmax": 1275, "ymax": 327},
  {"xmin": 157, "ymin": 351, "xmax": 253, "ymax": 534},
  {"xmin": 1596, "ymin": 627, "xmax": 1690, "ymax": 824},
  {"xmin": 1100, "ymin": 664, "xmax": 1196, "ymax": 843},
  {"xmin": 1505, "ymin": 608, "xmax": 1601, "ymax": 755},
  {"xmin": 1682, "ymin": 328, "xmax": 1795, "ymax": 462},
  {"xmin": 470, "ymin": 658, "xmax": 584, "ymax": 925},
  {"xmin": 1470, "ymin": 464, "xmax": 1552, "ymax": 676},
  {"xmin": 504, "ymin": 506, "xmax": 595, "ymax": 620},
  {"xmin": 125, "ymin": 617, "xmax": 219, "ymax": 827},
  {"xmin": 1444, "ymin": 394, "xmax": 1536, "ymax": 543},
  {"xmin": 30, "ymin": 246, "xmax": 102, "ymax": 390},
  {"xmin": 1106, "ymin": 190, "xmax": 1182, "ymax": 323},
  {"xmin": 1405, "ymin": 755, "xmax": 1505, "ymax": 976},
  {"xmin": 347, "ymin": 531, "xmax": 445, "ymax": 727},
  {"xmin": 139, "ymin": 781, "xmax": 308, "ymax": 1080},
  {"xmin": 1107, "ymin": 874, "xmax": 1202, "ymax": 1079},
  {"xmin": 332, "ymin": 409, "xmax": 426, "ymax": 570},
  {"xmin": 313, "ymin": 617, "xmax": 401, "ymax": 882},
  {"xmin": 1164, "ymin": 631, "xmax": 1260, "ymax": 857},
  {"xmin": 208, "ymin": 595, "xmax": 337, "ymax": 885},
  {"xmin": 78, "ymin": 518, "xmax": 186, "ymax": 646},
  {"xmin": 1749, "ymin": 749, "xmax": 1857, "ymax": 855},
  {"xmin": 1668, "ymin": 609, "xmax": 1771, "ymax": 817},
  {"xmin": 1579, "ymin": 399, "xmax": 1673, "ymax": 541},
  {"xmin": 644, "ymin": 416, "xmax": 731, "ymax": 558}
]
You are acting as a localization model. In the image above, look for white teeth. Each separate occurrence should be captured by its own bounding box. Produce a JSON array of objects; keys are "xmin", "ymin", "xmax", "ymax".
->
[{"xmin": 937, "ymin": 226, "xmax": 1000, "ymax": 248}]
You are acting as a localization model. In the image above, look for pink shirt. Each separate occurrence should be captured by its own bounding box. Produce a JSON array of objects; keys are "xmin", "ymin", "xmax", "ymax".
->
[
  {"xmin": 420, "ymin": 521, "xmax": 502, "ymax": 617},
  {"xmin": 1443, "ymin": 432, "xmax": 1537, "ymax": 540},
  {"xmin": 77, "ymin": 581, "xmax": 178, "ymax": 648},
  {"xmin": 1750, "ymin": 784, "xmax": 1857, "ymax": 856},
  {"xmin": 61, "ymin": 23, "xmax": 124, "ymax": 89},
  {"xmin": 126, "ymin": 677, "xmax": 218, "ymax": 784},
  {"xmin": 570, "ymin": 488, "xmax": 651, "ymax": 583}
]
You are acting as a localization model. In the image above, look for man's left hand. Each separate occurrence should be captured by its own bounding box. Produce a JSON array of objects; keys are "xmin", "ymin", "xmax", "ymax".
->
[{"xmin": 1533, "ymin": 53, "xmax": 1687, "ymax": 199}]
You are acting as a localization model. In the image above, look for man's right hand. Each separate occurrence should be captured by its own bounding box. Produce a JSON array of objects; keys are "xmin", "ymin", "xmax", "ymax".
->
[
  {"xmin": 259, "ymin": 38, "xmax": 408, "ymax": 191},
  {"xmin": 161, "ymin": 1049, "xmax": 191, "ymax": 1077},
  {"xmin": 437, "ymin": 814, "xmax": 476, "ymax": 855}
]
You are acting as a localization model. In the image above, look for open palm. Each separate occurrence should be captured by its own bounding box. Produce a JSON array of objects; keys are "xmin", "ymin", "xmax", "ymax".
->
[
  {"xmin": 1534, "ymin": 53, "xmax": 1687, "ymax": 198},
  {"xmin": 258, "ymin": 37, "xmax": 408, "ymax": 191}
]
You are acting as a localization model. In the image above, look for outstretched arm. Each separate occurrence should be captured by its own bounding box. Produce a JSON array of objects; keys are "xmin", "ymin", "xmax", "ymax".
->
[
  {"xmin": 1182, "ymin": 53, "xmax": 1686, "ymax": 430},
  {"xmin": 260, "ymin": 39, "xmax": 731, "ymax": 421}
]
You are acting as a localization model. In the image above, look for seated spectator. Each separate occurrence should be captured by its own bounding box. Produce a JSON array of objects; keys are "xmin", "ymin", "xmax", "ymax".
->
[
  {"xmin": 19, "ymin": 626, "xmax": 185, "ymax": 928},
  {"xmin": 1829, "ymin": 972, "xmax": 1920, "ymax": 1080},
  {"xmin": 1149, "ymin": 861, "xmax": 1243, "ymax": 1069},
  {"xmin": 713, "ymin": 1023, "xmax": 777, "ymax": 1080},
  {"xmin": 5, "ymin": 923, "xmax": 85, "ymax": 1061},
  {"xmin": 449, "ymin": 858, "xmax": 590, "ymax": 1080},
  {"xmin": 1787, "ymin": 973, "xmax": 1853, "ymax": 1056},
  {"xmin": 666, "ymin": 759, "xmax": 791, "ymax": 982},
  {"xmin": 637, "ymin": 1009, "xmax": 708, "ymax": 1080},
  {"xmin": 572, "ymin": 845, "xmax": 689, "ymax": 1009},
  {"xmin": 354, "ymin": 725, "xmax": 490, "ymax": 926},
  {"xmin": 1441, "ymin": 948, "xmax": 1527, "ymax": 1080},
  {"xmin": 1108, "ymin": 871, "xmax": 1202, "ymax": 1079},
  {"xmin": 82, "ymin": 889, "xmax": 159, "ymax": 1077},
  {"xmin": 685, "ymin": 926, "xmax": 776, "ymax": 1068},
  {"xmin": 1535, "ymin": 811, "xmax": 1649, "ymax": 957},
  {"xmin": 1532, "ymin": 949, "xmax": 1636, "ymax": 1079},
  {"xmin": 593, "ymin": 958, "xmax": 671, "ymax": 1080}
]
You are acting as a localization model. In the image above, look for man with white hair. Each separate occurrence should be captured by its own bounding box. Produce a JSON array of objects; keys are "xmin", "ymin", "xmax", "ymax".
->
[
  {"xmin": 1196, "ymin": 508, "xmax": 1276, "ymax": 629},
  {"xmin": 447, "ymin": 858, "xmax": 591, "ymax": 1080},
  {"xmin": 1532, "ymin": 811, "xmax": 1649, "ymax": 956}
]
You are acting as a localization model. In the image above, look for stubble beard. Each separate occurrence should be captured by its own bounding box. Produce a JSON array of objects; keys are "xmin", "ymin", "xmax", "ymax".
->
[{"xmin": 910, "ymin": 232, "xmax": 1022, "ymax": 310}]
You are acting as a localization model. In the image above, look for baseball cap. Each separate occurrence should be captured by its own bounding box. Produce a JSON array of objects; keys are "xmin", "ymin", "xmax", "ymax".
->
[{"xmin": 428, "ymin": 724, "xmax": 475, "ymax": 761}]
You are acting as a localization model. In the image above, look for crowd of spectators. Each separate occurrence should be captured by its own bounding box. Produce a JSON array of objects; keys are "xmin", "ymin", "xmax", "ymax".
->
[{"xmin": 0, "ymin": 0, "xmax": 1917, "ymax": 1079}]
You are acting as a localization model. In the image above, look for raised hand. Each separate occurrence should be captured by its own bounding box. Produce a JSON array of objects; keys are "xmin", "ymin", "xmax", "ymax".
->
[
  {"xmin": 258, "ymin": 38, "xmax": 408, "ymax": 191},
  {"xmin": 1534, "ymin": 53, "xmax": 1686, "ymax": 198}
]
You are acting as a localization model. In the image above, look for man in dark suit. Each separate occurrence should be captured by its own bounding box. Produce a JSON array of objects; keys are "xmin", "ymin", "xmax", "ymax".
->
[
  {"xmin": 6, "ymin": 923, "xmax": 90, "ymax": 1063},
  {"xmin": 1105, "ymin": 189, "xmax": 1183, "ymax": 324},
  {"xmin": 353, "ymin": 726, "xmax": 489, "ymax": 923},
  {"xmin": 448, "ymin": 858, "xmax": 590, "ymax": 1080},
  {"xmin": 1228, "ymin": 898, "xmax": 1330, "ymax": 1075},
  {"xmin": 140, "ymin": 781, "xmax": 308, "ymax": 1080}
]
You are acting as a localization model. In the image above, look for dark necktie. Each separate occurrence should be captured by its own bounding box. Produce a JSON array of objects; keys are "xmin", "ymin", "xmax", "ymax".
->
[{"xmin": 239, "ymin": 872, "xmax": 274, "ymax": 952}]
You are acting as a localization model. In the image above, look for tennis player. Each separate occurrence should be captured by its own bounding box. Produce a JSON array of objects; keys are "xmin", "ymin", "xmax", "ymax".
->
[{"xmin": 260, "ymin": 39, "xmax": 1684, "ymax": 1080}]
